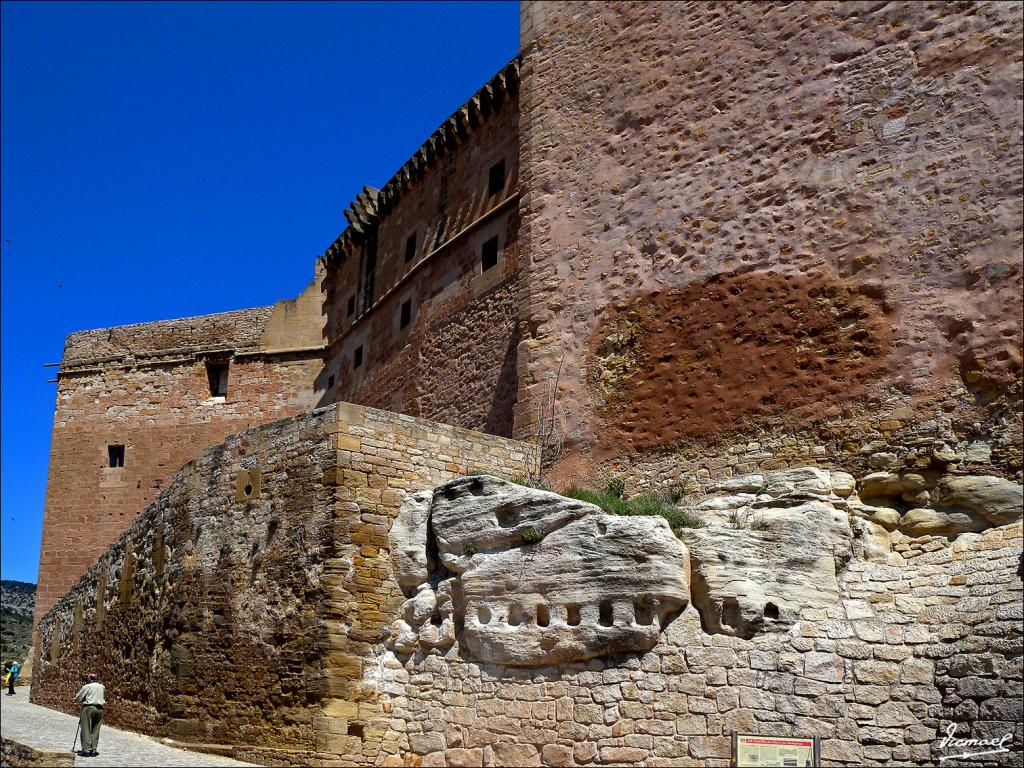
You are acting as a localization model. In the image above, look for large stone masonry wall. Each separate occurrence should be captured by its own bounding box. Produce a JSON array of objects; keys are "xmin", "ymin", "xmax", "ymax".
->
[
  {"xmin": 516, "ymin": 1, "xmax": 1023, "ymax": 487},
  {"xmin": 31, "ymin": 402, "xmax": 537, "ymax": 760},
  {"xmin": 32, "ymin": 399, "xmax": 1021, "ymax": 766},
  {"xmin": 322, "ymin": 62, "xmax": 522, "ymax": 437},
  {"xmin": 36, "ymin": 280, "xmax": 327, "ymax": 624},
  {"xmin": 379, "ymin": 522, "xmax": 1022, "ymax": 768}
]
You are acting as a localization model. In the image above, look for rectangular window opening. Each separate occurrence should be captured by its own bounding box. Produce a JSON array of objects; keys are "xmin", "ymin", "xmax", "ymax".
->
[
  {"xmin": 327, "ymin": 374, "xmax": 335, "ymax": 389},
  {"xmin": 353, "ymin": 345, "xmax": 363, "ymax": 370},
  {"xmin": 400, "ymin": 299, "xmax": 412, "ymax": 330},
  {"xmin": 488, "ymin": 159, "xmax": 506, "ymax": 198},
  {"xmin": 405, "ymin": 233, "xmax": 417, "ymax": 263},
  {"xmin": 108, "ymin": 444, "xmax": 125, "ymax": 468},
  {"xmin": 346, "ymin": 295, "xmax": 355, "ymax": 317},
  {"xmin": 481, "ymin": 236, "xmax": 499, "ymax": 273},
  {"xmin": 206, "ymin": 362, "xmax": 229, "ymax": 397}
]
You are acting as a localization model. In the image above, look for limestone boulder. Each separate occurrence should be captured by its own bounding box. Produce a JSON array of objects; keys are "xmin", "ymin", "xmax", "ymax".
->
[
  {"xmin": 900, "ymin": 507, "xmax": 987, "ymax": 538},
  {"xmin": 932, "ymin": 476, "xmax": 1023, "ymax": 528},
  {"xmin": 709, "ymin": 474, "xmax": 765, "ymax": 494},
  {"xmin": 845, "ymin": 501, "xmax": 902, "ymax": 531},
  {"xmin": 680, "ymin": 500, "xmax": 852, "ymax": 638},
  {"xmin": 388, "ymin": 491, "xmax": 433, "ymax": 595},
  {"xmin": 859, "ymin": 472, "xmax": 925, "ymax": 501},
  {"xmin": 461, "ymin": 514, "xmax": 690, "ymax": 666},
  {"xmin": 764, "ymin": 467, "xmax": 835, "ymax": 497},
  {"xmin": 430, "ymin": 475, "xmax": 597, "ymax": 571},
  {"xmin": 831, "ymin": 471, "xmax": 857, "ymax": 498},
  {"xmin": 896, "ymin": 476, "xmax": 1022, "ymax": 537}
]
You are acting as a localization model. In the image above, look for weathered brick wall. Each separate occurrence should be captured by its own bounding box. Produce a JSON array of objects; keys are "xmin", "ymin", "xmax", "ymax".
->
[
  {"xmin": 374, "ymin": 522, "xmax": 1023, "ymax": 768},
  {"xmin": 322, "ymin": 62, "xmax": 523, "ymax": 437},
  {"xmin": 32, "ymin": 402, "xmax": 538, "ymax": 759},
  {"xmin": 516, "ymin": 1, "xmax": 1023, "ymax": 487},
  {"xmin": 36, "ymin": 302, "xmax": 325, "ymax": 624}
]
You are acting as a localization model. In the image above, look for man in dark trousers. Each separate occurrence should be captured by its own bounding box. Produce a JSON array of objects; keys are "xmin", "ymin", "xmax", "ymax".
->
[{"xmin": 74, "ymin": 673, "xmax": 105, "ymax": 757}]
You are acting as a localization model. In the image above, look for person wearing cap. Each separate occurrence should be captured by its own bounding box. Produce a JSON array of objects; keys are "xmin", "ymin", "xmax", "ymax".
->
[{"xmin": 74, "ymin": 673, "xmax": 106, "ymax": 757}]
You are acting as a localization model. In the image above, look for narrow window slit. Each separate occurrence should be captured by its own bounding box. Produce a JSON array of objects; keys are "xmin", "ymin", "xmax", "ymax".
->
[
  {"xmin": 108, "ymin": 445, "xmax": 125, "ymax": 468},
  {"xmin": 481, "ymin": 236, "xmax": 499, "ymax": 272}
]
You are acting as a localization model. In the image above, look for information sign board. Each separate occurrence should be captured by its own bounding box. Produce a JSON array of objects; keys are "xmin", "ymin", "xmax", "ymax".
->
[{"xmin": 732, "ymin": 732, "xmax": 820, "ymax": 767}]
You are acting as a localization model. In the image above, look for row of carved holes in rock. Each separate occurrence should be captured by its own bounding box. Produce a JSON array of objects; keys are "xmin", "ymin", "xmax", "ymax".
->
[{"xmin": 474, "ymin": 600, "xmax": 658, "ymax": 628}]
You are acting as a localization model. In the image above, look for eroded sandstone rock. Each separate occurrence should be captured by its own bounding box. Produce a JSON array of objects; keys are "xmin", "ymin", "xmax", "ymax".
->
[
  {"xmin": 681, "ymin": 501, "xmax": 852, "ymax": 639},
  {"xmin": 430, "ymin": 475, "xmax": 596, "ymax": 573},
  {"xmin": 388, "ymin": 491, "xmax": 433, "ymax": 596},
  {"xmin": 461, "ymin": 514, "xmax": 689, "ymax": 665},
  {"xmin": 932, "ymin": 475, "xmax": 1023, "ymax": 528},
  {"xmin": 386, "ymin": 476, "xmax": 689, "ymax": 666}
]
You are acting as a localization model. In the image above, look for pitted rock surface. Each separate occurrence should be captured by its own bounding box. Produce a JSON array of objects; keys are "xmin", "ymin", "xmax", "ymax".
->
[
  {"xmin": 682, "ymin": 501, "xmax": 853, "ymax": 639},
  {"xmin": 430, "ymin": 475, "xmax": 597, "ymax": 572},
  {"xmin": 387, "ymin": 476, "xmax": 689, "ymax": 666},
  {"xmin": 461, "ymin": 513, "xmax": 689, "ymax": 666}
]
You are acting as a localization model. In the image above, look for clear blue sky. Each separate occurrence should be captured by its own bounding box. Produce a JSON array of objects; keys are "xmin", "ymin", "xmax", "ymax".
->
[{"xmin": 0, "ymin": 1, "xmax": 520, "ymax": 584}]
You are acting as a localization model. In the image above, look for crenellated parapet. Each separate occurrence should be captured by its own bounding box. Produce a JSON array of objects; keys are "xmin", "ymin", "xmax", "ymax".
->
[{"xmin": 321, "ymin": 57, "xmax": 520, "ymax": 267}]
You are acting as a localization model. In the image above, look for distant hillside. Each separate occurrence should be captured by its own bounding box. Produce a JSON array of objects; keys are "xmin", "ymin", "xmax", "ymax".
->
[
  {"xmin": 1, "ymin": 580, "xmax": 36, "ymax": 664},
  {"xmin": 1, "ymin": 580, "xmax": 36, "ymax": 618}
]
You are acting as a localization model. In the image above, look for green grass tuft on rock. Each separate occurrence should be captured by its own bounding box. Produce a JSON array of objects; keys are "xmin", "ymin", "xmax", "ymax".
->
[{"xmin": 563, "ymin": 486, "xmax": 702, "ymax": 537}]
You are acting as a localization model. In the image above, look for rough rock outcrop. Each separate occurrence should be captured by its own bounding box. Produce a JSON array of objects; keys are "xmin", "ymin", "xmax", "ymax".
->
[
  {"xmin": 462, "ymin": 513, "xmax": 689, "ymax": 665},
  {"xmin": 430, "ymin": 476, "xmax": 595, "ymax": 573},
  {"xmin": 386, "ymin": 475, "xmax": 689, "ymax": 666},
  {"xmin": 854, "ymin": 472, "xmax": 1024, "ymax": 537},
  {"xmin": 388, "ymin": 491, "xmax": 433, "ymax": 595},
  {"xmin": 681, "ymin": 495, "xmax": 852, "ymax": 639}
]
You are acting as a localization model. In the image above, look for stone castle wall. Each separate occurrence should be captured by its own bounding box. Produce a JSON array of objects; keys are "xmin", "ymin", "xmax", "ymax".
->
[
  {"xmin": 516, "ymin": 1, "xmax": 1023, "ymax": 488},
  {"xmin": 33, "ymin": 427, "xmax": 1023, "ymax": 766},
  {"xmin": 322, "ymin": 60, "xmax": 522, "ymax": 437},
  {"xmin": 36, "ymin": 282, "xmax": 326, "ymax": 624},
  {"xmin": 378, "ymin": 522, "xmax": 1022, "ymax": 768},
  {"xmin": 31, "ymin": 403, "xmax": 537, "ymax": 758}
]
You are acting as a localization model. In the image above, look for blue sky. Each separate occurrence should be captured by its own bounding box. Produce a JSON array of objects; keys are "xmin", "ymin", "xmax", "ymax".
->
[{"xmin": 0, "ymin": 1, "xmax": 520, "ymax": 584}]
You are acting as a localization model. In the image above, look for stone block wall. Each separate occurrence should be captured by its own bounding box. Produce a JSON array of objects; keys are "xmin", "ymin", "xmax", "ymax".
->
[
  {"xmin": 36, "ymin": 284, "xmax": 328, "ymax": 625},
  {"xmin": 31, "ymin": 396, "xmax": 1022, "ymax": 766},
  {"xmin": 516, "ymin": 1, "xmax": 1023, "ymax": 488},
  {"xmin": 31, "ymin": 402, "xmax": 538, "ymax": 758},
  {"xmin": 376, "ymin": 522, "xmax": 1022, "ymax": 768},
  {"xmin": 321, "ymin": 60, "xmax": 523, "ymax": 437}
]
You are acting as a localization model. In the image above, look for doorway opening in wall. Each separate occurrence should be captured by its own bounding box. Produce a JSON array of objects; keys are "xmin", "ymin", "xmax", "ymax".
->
[
  {"xmin": 481, "ymin": 236, "xmax": 499, "ymax": 272},
  {"xmin": 206, "ymin": 361, "xmax": 229, "ymax": 398},
  {"xmin": 400, "ymin": 299, "xmax": 412, "ymax": 329},
  {"xmin": 108, "ymin": 444, "xmax": 125, "ymax": 468}
]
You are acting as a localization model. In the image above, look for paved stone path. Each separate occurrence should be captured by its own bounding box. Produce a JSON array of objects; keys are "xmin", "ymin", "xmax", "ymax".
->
[{"xmin": 1, "ymin": 691, "xmax": 256, "ymax": 767}]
